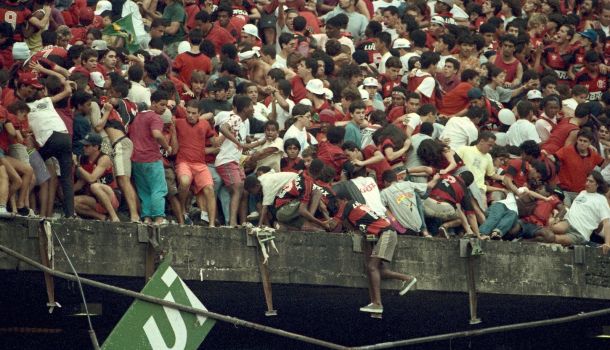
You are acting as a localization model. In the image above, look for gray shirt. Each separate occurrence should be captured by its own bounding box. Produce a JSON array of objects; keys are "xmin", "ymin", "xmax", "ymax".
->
[
  {"xmin": 405, "ymin": 133, "xmax": 431, "ymax": 183},
  {"xmin": 323, "ymin": 8, "xmax": 368, "ymax": 40},
  {"xmin": 380, "ymin": 181, "xmax": 428, "ymax": 231},
  {"xmin": 483, "ymin": 84, "xmax": 512, "ymax": 103}
]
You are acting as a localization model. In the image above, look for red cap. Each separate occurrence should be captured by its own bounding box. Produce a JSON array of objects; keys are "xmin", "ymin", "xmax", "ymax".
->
[
  {"xmin": 319, "ymin": 109, "xmax": 336, "ymax": 124},
  {"xmin": 79, "ymin": 7, "xmax": 94, "ymax": 24},
  {"xmin": 19, "ymin": 72, "xmax": 43, "ymax": 89}
]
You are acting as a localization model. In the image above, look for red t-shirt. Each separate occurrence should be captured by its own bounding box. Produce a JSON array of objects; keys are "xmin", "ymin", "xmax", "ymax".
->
[
  {"xmin": 70, "ymin": 26, "xmax": 89, "ymax": 44},
  {"xmin": 556, "ymin": 145, "xmax": 603, "ymax": 192},
  {"xmin": 342, "ymin": 200, "xmax": 391, "ymax": 236},
  {"xmin": 291, "ymin": 76, "xmax": 308, "ymax": 103},
  {"xmin": 438, "ymin": 82, "xmax": 473, "ymax": 116},
  {"xmin": 523, "ymin": 195, "xmax": 562, "ymax": 227},
  {"xmin": 128, "ymin": 111, "xmax": 164, "ymax": 163},
  {"xmin": 541, "ymin": 120, "xmax": 579, "ymax": 155},
  {"xmin": 317, "ymin": 141, "xmax": 347, "ymax": 180},
  {"xmin": 0, "ymin": 2, "xmax": 31, "ymax": 41},
  {"xmin": 280, "ymin": 157, "xmax": 305, "ymax": 173},
  {"xmin": 206, "ymin": 25, "xmax": 236, "ymax": 53},
  {"xmin": 175, "ymin": 118, "xmax": 214, "ymax": 164},
  {"xmin": 172, "ymin": 52, "xmax": 212, "ymax": 84},
  {"xmin": 363, "ymin": 144, "xmax": 391, "ymax": 187},
  {"xmin": 505, "ymin": 159, "xmax": 529, "ymax": 188},
  {"xmin": 575, "ymin": 69, "xmax": 608, "ymax": 101}
]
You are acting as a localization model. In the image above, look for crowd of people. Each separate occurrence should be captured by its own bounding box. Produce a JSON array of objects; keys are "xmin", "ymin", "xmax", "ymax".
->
[{"xmin": 3, "ymin": 0, "xmax": 610, "ymax": 313}]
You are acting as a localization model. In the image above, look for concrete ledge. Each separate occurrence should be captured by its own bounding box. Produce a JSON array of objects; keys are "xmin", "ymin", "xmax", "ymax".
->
[{"xmin": 0, "ymin": 218, "xmax": 609, "ymax": 300}]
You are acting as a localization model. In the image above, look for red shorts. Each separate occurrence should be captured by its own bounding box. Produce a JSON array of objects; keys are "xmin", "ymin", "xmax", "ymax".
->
[
  {"xmin": 95, "ymin": 190, "xmax": 120, "ymax": 214},
  {"xmin": 175, "ymin": 161, "xmax": 213, "ymax": 193},
  {"xmin": 216, "ymin": 161, "xmax": 245, "ymax": 186}
]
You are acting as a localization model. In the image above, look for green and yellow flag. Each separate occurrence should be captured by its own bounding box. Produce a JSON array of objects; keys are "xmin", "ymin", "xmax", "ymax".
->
[{"xmin": 102, "ymin": 14, "xmax": 140, "ymax": 53}]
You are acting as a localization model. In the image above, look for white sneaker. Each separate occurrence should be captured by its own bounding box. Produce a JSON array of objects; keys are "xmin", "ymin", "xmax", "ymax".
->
[
  {"xmin": 246, "ymin": 211, "xmax": 259, "ymax": 220},
  {"xmin": 200, "ymin": 211, "xmax": 209, "ymax": 222}
]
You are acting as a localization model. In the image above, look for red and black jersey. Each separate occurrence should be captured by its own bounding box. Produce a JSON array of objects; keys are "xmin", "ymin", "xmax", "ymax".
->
[
  {"xmin": 313, "ymin": 180, "xmax": 338, "ymax": 217},
  {"xmin": 355, "ymin": 38, "xmax": 381, "ymax": 65},
  {"xmin": 0, "ymin": 1, "xmax": 31, "ymax": 41},
  {"xmin": 275, "ymin": 173, "xmax": 313, "ymax": 207},
  {"xmin": 429, "ymin": 174, "xmax": 473, "ymax": 213},
  {"xmin": 80, "ymin": 153, "xmax": 116, "ymax": 191},
  {"xmin": 342, "ymin": 200, "xmax": 391, "ymax": 236},
  {"xmin": 543, "ymin": 46, "xmax": 576, "ymax": 84},
  {"xmin": 505, "ymin": 158, "xmax": 529, "ymax": 188},
  {"xmin": 574, "ymin": 69, "xmax": 608, "ymax": 101},
  {"xmin": 379, "ymin": 74, "xmax": 402, "ymax": 98},
  {"xmin": 280, "ymin": 157, "xmax": 305, "ymax": 173}
]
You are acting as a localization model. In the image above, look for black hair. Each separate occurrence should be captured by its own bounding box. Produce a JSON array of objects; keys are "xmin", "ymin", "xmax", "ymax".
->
[
  {"xmin": 284, "ymin": 138, "xmax": 301, "ymax": 152},
  {"xmin": 233, "ymin": 94, "xmax": 253, "ymax": 112},
  {"xmin": 71, "ymin": 90, "xmax": 92, "ymax": 108},
  {"xmin": 519, "ymin": 140, "xmax": 541, "ymax": 158},
  {"xmin": 151, "ymin": 90, "xmax": 169, "ymax": 103},
  {"xmin": 382, "ymin": 169, "xmax": 397, "ymax": 183},
  {"xmin": 589, "ymin": 170, "xmax": 608, "ymax": 194},
  {"xmin": 327, "ymin": 126, "xmax": 346, "ymax": 145},
  {"xmin": 459, "ymin": 171, "xmax": 474, "ymax": 187}
]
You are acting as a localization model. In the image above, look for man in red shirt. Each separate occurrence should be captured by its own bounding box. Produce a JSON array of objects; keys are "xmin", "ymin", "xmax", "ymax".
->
[
  {"xmin": 317, "ymin": 126, "xmax": 348, "ymax": 180},
  {"xmin": 407, "ymin": 51, "xmax": 441, "ymax": 109},
  {"xmin": 575, "ymin": 51, "xmax": 608, "ymax": 101},
  {"xmin": 489, "ymin": 35, "xmax": 523, "ymax": 87},
  {"xmin": 172, "ymin": 28, "xmax": 212, "ymax": 85},
  {"xmin": 556, "ymin": 129, "xmax": 605, "ymax": 204},
  {"xmin": 343, "ymin": 141, "xmax": 392, "ymax": 188},
  {"xmin": 175, "ymin": 100, "xmax": 217, "ymax": 227},
  {"xmin": 194, "ymin": 10, "xmax": 236, "ymax": 53},
  {"xmin": 290, "ymin": 57, "xmax": 317, "ymax": 103},
  {"xmin": 438, "ymin": 69, "xmax": 480, "ymax": 117}
]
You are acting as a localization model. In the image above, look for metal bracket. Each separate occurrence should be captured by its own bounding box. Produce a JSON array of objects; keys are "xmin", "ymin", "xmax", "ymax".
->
[
  {"xmin": 574, "ymin": 245, "xmax": 585, "ymax": 265},
  {"xmin": 459, "ymin": 239, "xmax": 469, "ymax": 258},
  {"xmin": 352, "ymin": 233, "xmax": 362, "ymax": 253},
  {"xmin": 246, "ymin": 232, "xmax": 257, "ymax": 247},
  {"xmin": 27, "ymin": 218, "xmax": 40, "ymax": 238},
  {"xmin": 137, "ymin": 224, "xmax": 148, "ymax": 243}
]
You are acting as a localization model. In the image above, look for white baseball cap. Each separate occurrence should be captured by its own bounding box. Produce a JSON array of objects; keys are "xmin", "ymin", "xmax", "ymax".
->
[
  {"xmin": 362, "ymin": 77, "xmax": 380, "ymax": 87},
  {"xmin": 323, "ymin": 88, "xmax": 333, "ymax": 100},
  {"xmin": 305, "ymin": 79, "xmax": 325, "ymax": 95},
  {"xmin": 393, "ymin": 38, "xmax": 411, "ymax": 49},
  {"xmin": 527, "ymin": 89, "xmax": 543, "ymax": 100},
  {"xmin": 242, "ymin": 24, "xmax": 260, "ymax": 40},
  {"xmin": 94, "ymin": 0, "xmax": 112, "ymax": 15},
  {"xmin": 90, "ymin": 71, "xmax": 105, "ymax": 88},
  {"xmin": 359, "ymin": 88, "xmax": 369, "ymax": 101},
  {"xmin": 177, "ymin": 41, "xmax": 191, "ymax": 55},
  {"xmin": 498, "ymin": 108, "xmax": 516, "ymax": 126}
]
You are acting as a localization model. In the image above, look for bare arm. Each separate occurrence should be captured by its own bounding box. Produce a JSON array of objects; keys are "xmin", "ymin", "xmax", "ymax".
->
[
  {"xmin": 50, "ymin": 80, "xmax": 73, "ymax": 104},
  {"xmin": 76, "ymin": 155, "xmax": 113, "ymax": 183}
]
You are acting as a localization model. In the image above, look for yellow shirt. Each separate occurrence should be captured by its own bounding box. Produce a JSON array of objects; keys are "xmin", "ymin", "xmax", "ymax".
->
[{"xmin": 456, "ymin": 145, "xmax": 495, "ymax": 191}]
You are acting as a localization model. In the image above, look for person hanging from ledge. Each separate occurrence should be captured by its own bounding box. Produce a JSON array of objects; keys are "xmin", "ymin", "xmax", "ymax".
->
[{"xmin": 335, "ymin": 187, "xmax": 417, "ymax": 316}]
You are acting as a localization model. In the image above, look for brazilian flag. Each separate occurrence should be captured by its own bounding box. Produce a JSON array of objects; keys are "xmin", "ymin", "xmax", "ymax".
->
[{"xmin": 102, "ymin": 14, "xmax": 140, "ymax": 53}]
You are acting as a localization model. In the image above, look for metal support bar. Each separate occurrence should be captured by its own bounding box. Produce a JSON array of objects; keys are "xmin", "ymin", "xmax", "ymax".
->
[
  {"xmin": 256, "ymin": 246, "xmax": 277, "ymax": 317},
  {"xmin": 38, "ymin": 221, "xmax": 57, "ymax": 313},
  {"xmin": 352, "ymin": 233, "xmax": 363, "ymax": 253},
  {"xmin": 461, "ymin": 239, "xmax": 482, "ymax": 325},
  {"xmin": 574, "ymin": 245, "xmax": 585, "ymax": 265}
]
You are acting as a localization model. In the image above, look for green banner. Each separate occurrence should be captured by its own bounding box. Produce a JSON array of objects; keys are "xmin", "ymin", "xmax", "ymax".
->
[
  {"xmin": 102, "ymin": 258, "xmax": 215, "ymax": 350},
  {"xmin": 102, "ymin": 14, "xmax": 140, "ymax": 53}
]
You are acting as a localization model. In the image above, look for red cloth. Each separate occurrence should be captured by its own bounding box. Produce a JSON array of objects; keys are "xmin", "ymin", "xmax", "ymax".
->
[
  {"xmin": 274, "ymin": 173, "xmax": 313, "ymax": 207},
  {"xmin": 342, "ymin": 201, "xmax": 391, "ymax": 236},
  {"xmin": 438, "ymin": 82, "xmax": 473, "ymax": 116},
  {"xmin": 491, "ymin": 54, "xmax": 520, "ymax": 83},
  {"xmin": 206, "ymin": 23, "xmax": 237, "ymax": 53},
  {"xmin": 541, "ymin": 120, "xmax": 579, "ymax": 155},
  {"xmin": 363, "ymin": 144, "xmax": 391, "ymax": 187},
  {"xmin": 129, "ymin": 111, "xmax": 164, "ymax": 163},
  {"xmin": 523, "ymin": 195, "xmax": 562, "ymax": 226},
  {"xmin": 556, "ymin": 145, "xmax": 603, "ymax": 192},
  {"xmin": 291, "ymin": 76, "xmax": 308, "ymax": 103},
  {"xmin": 317, "ymin": 141, "xmax": 348, "ymax": 180},
  {"xmin": 505, "ymin": 159, "xmax": 529, "ymax": 188},
  {"xmin": 172, "ymin": 52, "xmax": 212, "ymax": 84},
  {"xmin": 175, "ymin": 119, "xmax": 215, "ymax": 164},
  {"xmin": 0, "ymin": 2, "xmax": 31, "ymax": 41}
]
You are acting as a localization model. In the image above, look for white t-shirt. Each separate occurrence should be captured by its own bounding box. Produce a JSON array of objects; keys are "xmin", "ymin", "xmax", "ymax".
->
[
  {"xmin": 378, "ymin": 51, "xmax": 393, "ymax": 74},
  {"xmin": 283, "ymin": 124, "xmax": 317, "ymax": 155},
  {"xmin": 535, "ymin": 114, "xmax": 556, "ymax": 143},
  {"xmin": 566, "ymin": 191, "xmax": 610, "ymax": 241},
  {"xmin": 373, "ymin": 0, "xmax": 402, "ymax": 13},
  {"xmin": 440, "ymin": 116, "xmax": 479, "ymax": 151},
  {"xmin": 350, "ymin": 176, "xmax": 386, "ymax": 217},
  {"xmin": 265, "ymin": 98, "xmax": 294, "ymax": 130},
  {"xmin": 260, "ymin": 172, "xmax": 298, "ymax": 206},
  {"xmin": 255, "ymin": 136, "xmax": 284, "ymax": 172},
  {"xmin": 128, "ymin": 81, "xmax": 152, "ymax": 107},
  {"xmin": 271, "ymin": 54, "xmax": 287, "ymax": 69},
  {"xmin": 506, "ymin": 119, "xmax": 541, "ymax": 146},
  {"xmin": 27, "ymin": 97, "xmax": 69, "ymax": 146},
  {"xmin": 215, "ymin": 112, "xmax": 246, "ymax": 166},
  {"xmin": 412, "ymin": 69, "xmax": 435, "ymax": 98}
]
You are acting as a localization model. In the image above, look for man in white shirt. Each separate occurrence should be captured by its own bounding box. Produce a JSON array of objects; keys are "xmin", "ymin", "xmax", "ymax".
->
[
  {"xmin": 282, "ymin": 104, "xmax": 318, "ymax": 155},
  {"xmin": 272, "ymin": 32, "xmax": 298, "ymax": 70},
  {"xmin": 244, "ymin": 171, "xmax": 299, "ymax": 226},
  {"xmin": 440, "ymin": 105, "xmax": 482, "ymax": 151},
  {"xmin": 506, "ymin": 100, "xmax": 541, "ymax": 146},
  {"xmin": 373, "ymin": 0, "xmax": 401, "ymax": 14},
  {"xmin": 126, "ymin": 65, "xmax": 152, "ymax": 108},
  {"xmin": 375, "ymin": 32, "xmax": 393, "ymax": 74},
  {"xmin": 24, "ymin": 73, "xmax": 75, "ymax": 217},
  {"xmin": 381, "ymin": 6, "xmax": 401, "ymax": 41}
]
